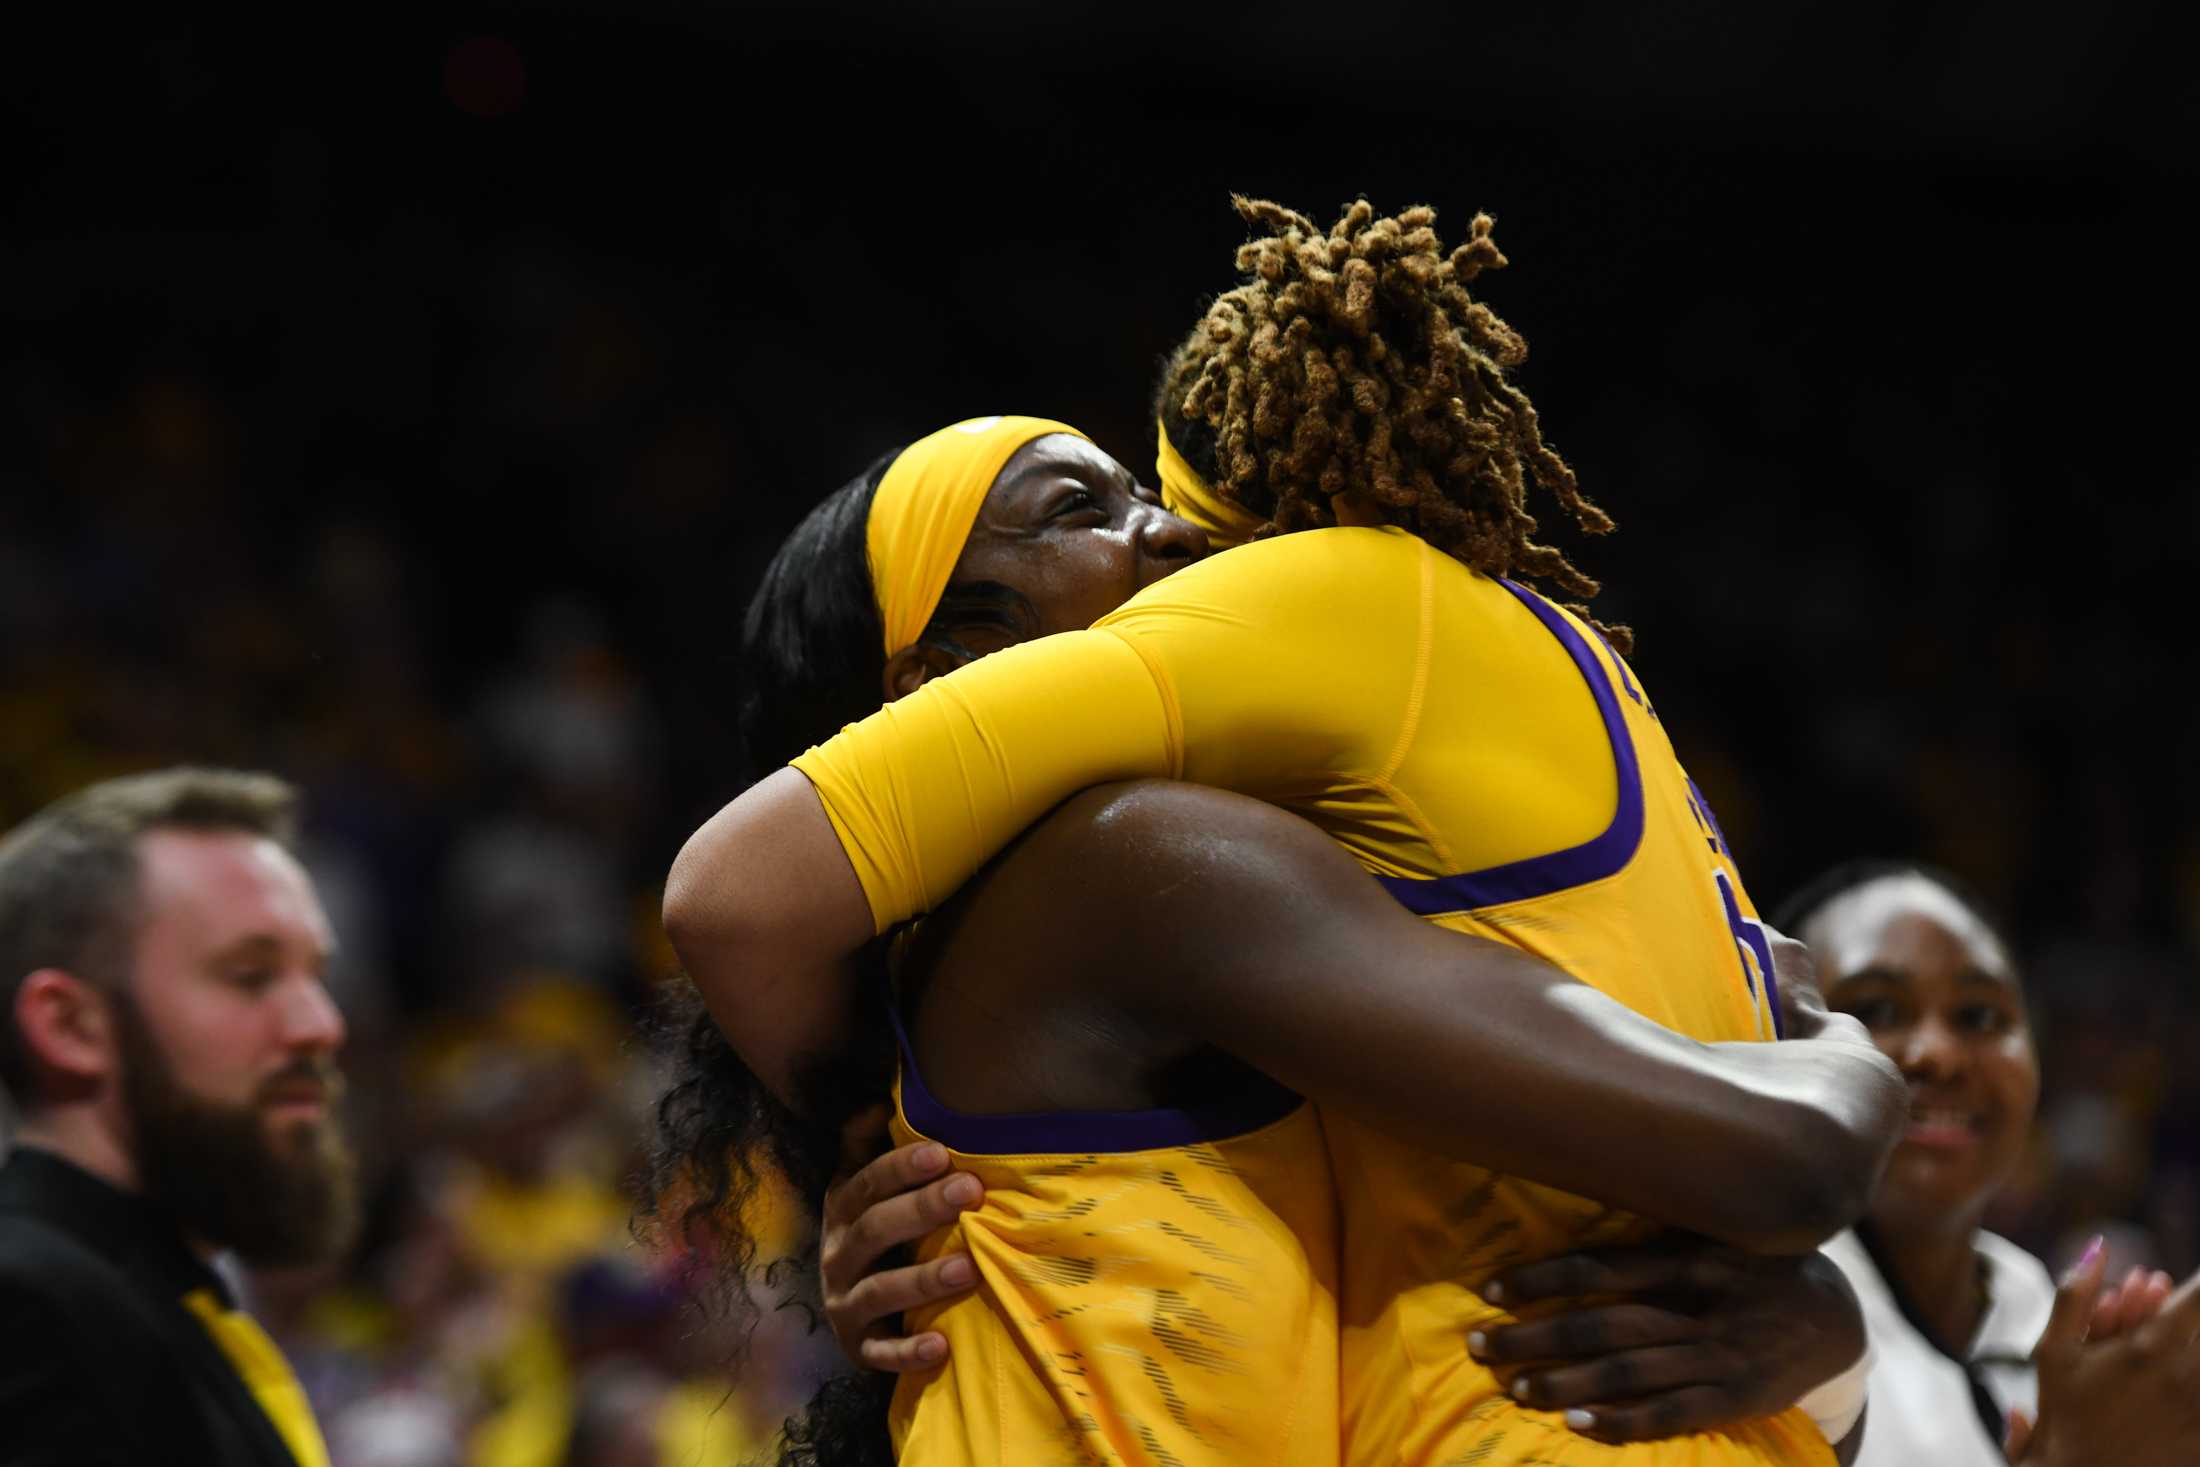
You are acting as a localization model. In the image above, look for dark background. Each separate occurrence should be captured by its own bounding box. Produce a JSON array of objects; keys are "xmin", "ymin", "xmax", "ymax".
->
[{"xmin": 4, "ymin": 4, "xmax": 2195, "ymax": 1460}]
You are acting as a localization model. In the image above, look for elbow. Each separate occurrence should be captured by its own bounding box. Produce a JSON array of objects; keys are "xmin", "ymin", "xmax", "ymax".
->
[
  {"xmin": 660, "ymin": 839, "xmax": 777, "ymax": 1075},
  {"xmin": 661, "ymin": 830, "xmax": 746, "ymax": 978},
  {"xmin": 660, "ymin": 841, "xmax": 706, "ymax": 957},
  {"xmin": 1723, "ymin": 1047, "xmax": 1907, "ymax": 1254}
]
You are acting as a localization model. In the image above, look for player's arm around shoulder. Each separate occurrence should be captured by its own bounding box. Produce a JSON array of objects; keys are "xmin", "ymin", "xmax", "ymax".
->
[
  {"xmin": 1029, "ymin": 779, "xmax": 1900, "ymax": 1254},
  {"xmin": 661, "ymin": 765, "xmax": 875, "ymax": 1106},
  {"xmin": 1093, "ymin": 527, "xmax": 1432, "ymax": 760},
  {"xmin": 812, "ymin": 778, "xmax": 1898, "ymax": 1373}
]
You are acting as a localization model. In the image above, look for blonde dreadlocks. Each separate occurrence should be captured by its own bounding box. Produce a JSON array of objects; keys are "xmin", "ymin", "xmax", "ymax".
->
[{"xmin": 1157, "ymin": 196, "xmax": 1630, "ymax": 651}]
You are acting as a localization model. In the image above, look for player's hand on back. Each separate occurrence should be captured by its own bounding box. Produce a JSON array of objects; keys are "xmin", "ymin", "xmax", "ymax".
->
[
  {"xmin": 1467, "ymin": 1235, "xmax": 1865, "ymax": 1446},
  {"xmin": 819, "ymin": 1105, "xmax": 984, "ymax": 1372},
  {"xmin": 2005, "ymin": 1242, "xmax": 2200, "ymax": 1467}
]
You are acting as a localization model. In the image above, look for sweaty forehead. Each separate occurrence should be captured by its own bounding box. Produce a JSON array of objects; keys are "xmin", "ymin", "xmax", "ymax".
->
[
  {"xmin": 135, "ymin": 828, "xmax": 333, "ymax": 955},
  {"xmin": 986, "ymin": 433, "xmax": 1120, "ymax": 500},
  {"xmin": 1815, "ymin": 874, "xmax": 2014, "ymax": 988}
]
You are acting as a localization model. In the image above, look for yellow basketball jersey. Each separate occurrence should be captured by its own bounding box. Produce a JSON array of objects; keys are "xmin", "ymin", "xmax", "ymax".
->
[
  {"xmin": 884, "ymin": 1034, "xmax": 1340, "ymax": 1467},
  {"xmin": 1313, "ymin": 568, "xmax": 1821, "ymax": 1467},
  {"xmin": 797, "ymin": 527, "xmax": 1829, "ymax": 1466}
]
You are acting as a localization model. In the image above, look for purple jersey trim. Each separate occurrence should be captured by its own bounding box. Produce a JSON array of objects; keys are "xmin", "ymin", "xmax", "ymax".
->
[
  {"xmin": 1587, "ymin": 620, "xmax": 1644, "ymax": 708},
  {"xmin": 1375, "ymin": 579, "xmax": 1645, "ymax": 916},
  {"xmin": 888, "ymin": 994, "xmax": 1301, "ymax": 1156}
]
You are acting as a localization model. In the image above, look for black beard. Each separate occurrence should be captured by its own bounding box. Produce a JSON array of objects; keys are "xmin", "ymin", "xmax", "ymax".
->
[{"xmin": 114, "ymin": 999, "xmax": 360, "ymax": 1268}]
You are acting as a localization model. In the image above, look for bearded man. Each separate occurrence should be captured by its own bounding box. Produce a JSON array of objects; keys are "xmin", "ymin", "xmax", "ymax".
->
[{"xmin": 0, "ymin": 768, "xmax": 357, "ymax": 1467}]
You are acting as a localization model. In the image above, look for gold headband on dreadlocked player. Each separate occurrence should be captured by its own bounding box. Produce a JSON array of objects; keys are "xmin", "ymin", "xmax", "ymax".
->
[
  {"xmin": 1155, "ymin": 415, "xmax": 1263, "ymax": 548},
  {"xmin": 1154, "ymin": 195, "xmax": 1630, "ymax": 651}
]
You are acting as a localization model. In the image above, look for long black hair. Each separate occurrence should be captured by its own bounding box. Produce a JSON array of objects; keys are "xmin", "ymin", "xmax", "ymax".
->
[{"xmin": 641, "ymin": 445, "xmax": 1038, "ymax": 1465}]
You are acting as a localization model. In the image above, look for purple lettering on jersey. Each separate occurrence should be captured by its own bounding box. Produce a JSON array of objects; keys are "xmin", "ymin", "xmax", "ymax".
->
[
  {"xmin": 1375, "ymin": 580, "xmax": 1645, "ymax": 915},
  {"xmin": 1684, "ymin": 774, "xmax": 1728, "ymax": 857},
  {"xmin": 1713, "ymin": 868, "xmax": 1785, "ymax": 1039}
]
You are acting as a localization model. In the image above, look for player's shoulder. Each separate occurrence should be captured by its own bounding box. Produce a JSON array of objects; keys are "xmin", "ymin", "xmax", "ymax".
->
[
  {"xmin": 1099, "ymin": 525, "xmax": 1429, "ymax": 632},
  {"xmin": 1216, "ymin": 523, "xmax": 1427, "ymax": 575}
]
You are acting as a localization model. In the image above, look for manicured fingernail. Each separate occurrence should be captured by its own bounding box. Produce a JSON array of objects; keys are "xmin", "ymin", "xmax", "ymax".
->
[
  {"xmin": 1565, "ymin": 1409, "xmax": 1596, "ymax": 1431},
  {"xmin": 944, "ymin": 1175, "xmax": 981, "ymax": 1205},
  {"xmin": 1508, "ymin": 1375, "xmax": 1533, "ymax": 1401},
  {"xmin": 1484, "ymin": 1281, "xmax": 1506, "ymax": 1304},
  {"xmin": 916, "ymin": 1335, "xmax": 945, "ymax": 1362},
  {"xmin": 915, "ymin": 1145, "xmax": 947, "ymax": 1170},
  {"xmin": 941, "ymin": 1256, "xmax": 974, "ymax": 1287},
  {"xmin": 2063, "ymin": 1236, "xmax": 2105, "ymax": 1286},
  {"xmin": 1466, "ymin": 1331, "xmax": 1487, "ymax": 1358}
]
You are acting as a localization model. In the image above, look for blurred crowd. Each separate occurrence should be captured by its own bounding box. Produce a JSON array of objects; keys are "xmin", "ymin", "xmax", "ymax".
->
[
  {"xmin": 0, "ymin": 359, "xmax": 846, "ymax": 1461},
  {"xmin": 6, "ymin": 14, "xmax": 2197, "ymax": 1463}
]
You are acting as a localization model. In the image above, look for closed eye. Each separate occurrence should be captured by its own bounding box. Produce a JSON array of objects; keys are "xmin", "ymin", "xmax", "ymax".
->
[{"xmin": 1051, "ymin": 488, "xmax": 1105, "ymax": 520}]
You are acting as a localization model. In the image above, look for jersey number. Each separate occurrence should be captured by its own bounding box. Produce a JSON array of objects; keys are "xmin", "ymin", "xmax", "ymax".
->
[
  {"xmin": 1713, "ymin": 868, "xmax": 1783, "ymax": 1039},
  {"xmin": 1682, "ymin": 774, "xmax": 1782, "ymax": 1038}
]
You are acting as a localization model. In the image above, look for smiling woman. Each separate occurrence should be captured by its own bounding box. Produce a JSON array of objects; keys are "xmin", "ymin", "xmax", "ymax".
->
[
  {"xmin": 1778, "ymin": 862, "xmax": 2050, "ymax": 1467},
  {"xmin": 1806, "ymin": 871, "xmax": 2036, "ymax": 1221}
]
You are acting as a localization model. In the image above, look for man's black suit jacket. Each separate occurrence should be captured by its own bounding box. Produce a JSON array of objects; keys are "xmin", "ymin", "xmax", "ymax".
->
[{"xmin": 0, "ymin": 1145, "xmax": 303, "ymax": 1467}]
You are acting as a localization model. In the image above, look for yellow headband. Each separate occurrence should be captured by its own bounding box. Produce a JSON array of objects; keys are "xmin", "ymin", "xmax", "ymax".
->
[
  {"xmin": 867, "ymin": 415, "xmax": 1088, "ymax": 657},
  {"xmin": 1156, "ymin": 416, "xmax": 1265, "ymax": 550}
]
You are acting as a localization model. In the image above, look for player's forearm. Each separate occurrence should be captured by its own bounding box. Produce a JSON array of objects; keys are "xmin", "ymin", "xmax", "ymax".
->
[
  {"xmin": 1106, "ymin": 793, "xmax": 1897, "ymax": 1250},
  {"xmin": 662, "ymin": 767, "xmax": 874, "ymax": 1107},
  {"xmin": 1024, "ymin": 781, "xmax": 1897, "ymax": 1250},
  {"xmin": 1696, "ymin": 1032, "xmax": 1905, "ymax": 1249},
  {"xmin": 1287, "ymin": 970, "xmax": 1896, "ymax": 1253}
]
